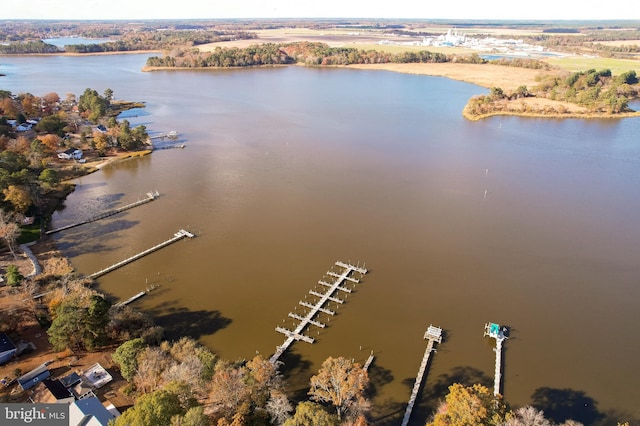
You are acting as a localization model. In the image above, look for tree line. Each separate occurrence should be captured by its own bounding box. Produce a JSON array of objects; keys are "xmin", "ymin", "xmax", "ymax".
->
[
  {"xmin": 146, "ymin": 41, "xmax": 462, "ymax": 69},
  {"xmin": 465, "ymin": 68, "xmax": 640, "ymax": 117}
]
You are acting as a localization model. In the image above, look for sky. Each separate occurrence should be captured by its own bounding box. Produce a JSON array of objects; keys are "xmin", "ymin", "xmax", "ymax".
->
[{"xmin": 2, "ymin": 0, "xmax": 639, "ymax": 21}]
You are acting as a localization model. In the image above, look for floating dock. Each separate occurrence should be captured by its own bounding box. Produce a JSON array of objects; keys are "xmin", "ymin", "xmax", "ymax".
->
[
  {"xmin": 401, "ymin": 324, "xmax": 443, "ymax": 426},
  {"xmin": 45, "ymin": 191, "xmax": 159, "ymax": 235},
  {"xmin": 87, "ymin": 229, "xmax": 194, "ymax": 280},
  {"xmin": 269, "ymin": 261, "xmax": 367, "ymax": 365},
  {"xmin": 484, "ymin": 322, "xmax": 508, "ymax": 396}
]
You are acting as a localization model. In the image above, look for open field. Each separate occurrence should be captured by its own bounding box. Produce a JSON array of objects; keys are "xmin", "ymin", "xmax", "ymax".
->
[
  {"xmin": 346, "ymin": 62, "xmax": 557, "ymax": 92},
  {"xmin": 546, "ymin": 56, "xmax": 640, "ymax": 74}
]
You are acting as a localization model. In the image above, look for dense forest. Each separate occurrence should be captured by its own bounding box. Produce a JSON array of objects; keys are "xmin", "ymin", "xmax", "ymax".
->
[{"xmin": 144, "ymin": 41, "xmax": 479, "ymax": 68}]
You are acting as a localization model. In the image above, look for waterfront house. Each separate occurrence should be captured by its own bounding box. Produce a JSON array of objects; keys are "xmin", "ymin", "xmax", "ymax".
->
[
  {"xmin": 96, "ymin": 124, "xmax": 108, "ymax": 133},
  {"xmin": 17, "ymin": 364, "xmax": 51, "ymax": 390},
  {"xmin": 69, "ymin": 396, "xmax": 118, "ymax": 426},
  {"xmin": 57, "ymin": 148, "xmax": 83, "ymax": 160},
  {"xmin": 30, "ymin": 378, "xmax": 75, "ymax": 404}
]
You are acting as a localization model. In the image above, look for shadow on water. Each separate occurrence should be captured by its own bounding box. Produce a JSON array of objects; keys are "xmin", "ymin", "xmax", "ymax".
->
[
  {"xmin": 277, "ymin": 351, "xmax": 313, "ymax": 403},
  {"xmin": 530, "ymin": 387, "xmax": 639, "ymax": 426},
  {"xmin": 148, "ymin": 302, "xmax": 232, "ymax": 342},
  {"xmin": 54, "ymin": 219, "xmax": 140, "ymax": 257},
  {"xmin": 404, "ymin": 366, "xmax": 494, "ymax": 426},
  {"xmin": 367, "ymin": 363, "xmax": 394, "ymax": 399}
]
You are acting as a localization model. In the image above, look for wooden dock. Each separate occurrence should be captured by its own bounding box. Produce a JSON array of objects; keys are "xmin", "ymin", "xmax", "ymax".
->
[
  {"xmin": 115, "ymin": 291, "xmax": 146, "ymax": 307},
  {"xmin": 269, "ymin": 261, "xmax": 367, "ymax": 365},
  {"xmin": 484, "ymin": 322, "xmax": 508, "ymax": 396},
  {"xmin": 149, "ymin": 130, "xmax": 178, "ymax": 140},
  {"xmin": 401, "ymin": 325, "xmax": 443, "ymax": 426},
  {"xmin": 87, "ymin": 229, "xmax": 194, "ymax": 280},
  {"xmin": 363, "ymin": 351, "xmax": 375, "ymax": 371},
  {"xmin": 45, "ymin": 191, "xmax": 159, "ymax": 235}
]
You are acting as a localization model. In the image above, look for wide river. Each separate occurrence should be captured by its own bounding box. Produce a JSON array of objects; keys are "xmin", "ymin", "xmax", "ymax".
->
[{"xmin": 2, "ymin": 54, "xmax": 639, "ymax": 424}]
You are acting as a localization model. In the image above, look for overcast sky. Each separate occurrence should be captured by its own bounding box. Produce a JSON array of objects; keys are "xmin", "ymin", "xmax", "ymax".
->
[{"xmin": 2, "ymin": 0, "xmax": 639, "ymax": 21}]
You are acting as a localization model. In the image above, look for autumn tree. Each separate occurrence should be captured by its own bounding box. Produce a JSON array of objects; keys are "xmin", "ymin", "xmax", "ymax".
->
[
  {"xmin": 93, "ymin": 131, "xmax": 110, "ymax": 155},
  {"xmin": 1, "ymin": 97, "xmax": 19, "ymax": 118},
  {"xmin": 208, "ymin": 354, "xmax": 284, "ymax": 424},
  {"xmin": 283, "ymin": 401, "xmax": 339, "ymax": 426},
  {"xmin": 134, "ymin": 346, "xmax": 172, "ymax": 394},
  {"xmin": 41, "ymin": 92, "xmax": 60, "ymax": 114},
  {"xmin": 39, "ymin": 134, "xmax": 62, "ymax": 153},
  {"xmin": 132, "ymin": 338, "xmax": 217, "ymax": 395},
  {"xmin": 19, "ymin": 93, "xmax": 39, "ymax": 116},
  {"xmin": 308, "ymin": 356, "xmax": 370, "ymax": 421},
  {"xmin": 209, "ymin": 361, "xmax": 250, "ymax": 420},
  {"xmin": 3, "ymin": 185, "xmax": 32, "ymax": 214},
  {"xmin": 427, "ymin": 383, "xmax": 510, "ymax": 426}
]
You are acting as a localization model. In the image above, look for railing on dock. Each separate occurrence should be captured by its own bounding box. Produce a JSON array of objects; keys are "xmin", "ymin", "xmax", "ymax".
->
[
  {"xmin": 401, "ymin": 324, "xmax": 443, "ymax": 426},
  {"xmin": 46, "ymin": 191, "xmax": 159, "ymax": 235},
  {"xmin": 269, "ymin": 261, "xmax": 367, "ymax": 365},
  {"xmin": 87, "ymin": 229, "xmax": 194, "ymax": 280}
]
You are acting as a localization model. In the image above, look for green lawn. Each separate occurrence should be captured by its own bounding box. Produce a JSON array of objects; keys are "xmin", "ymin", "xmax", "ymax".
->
[{"xmin": 546, "ymin": 56, "xmax": 640, "ymax": 75}]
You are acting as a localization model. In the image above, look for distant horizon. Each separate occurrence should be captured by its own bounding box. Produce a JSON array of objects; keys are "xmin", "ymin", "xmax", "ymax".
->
[
  {"xmin": 2, "ymin": 17, "xmax": 640, "ymax": 23},
  {"xmin": 2, "ymin": 0, "xmax": 639, "ymax": 21}
]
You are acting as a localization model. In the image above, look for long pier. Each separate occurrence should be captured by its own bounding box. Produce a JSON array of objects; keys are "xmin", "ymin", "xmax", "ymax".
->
[
  {"xmin": 45, "ymin": 191, "xmax": 159, "ymax": 235},
  {"xmin": 401, "ymin": 325, "xmax": 443, "ymax": 426},
  {"xmin": 87, "ymin": 229, "xmax": 194, "ymax": 280},
  {"xmin": 269, "ymin": 261, "xmax": 367, "ymax": 365},
  {"xmin": 484, "ymin": 322, "xmax": 508, "ymax": 396}
]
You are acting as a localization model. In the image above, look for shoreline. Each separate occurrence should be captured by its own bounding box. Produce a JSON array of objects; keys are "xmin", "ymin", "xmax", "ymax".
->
[{"xmin": 143, "ymin": 62, "xmax": 639, "ymax": 120}]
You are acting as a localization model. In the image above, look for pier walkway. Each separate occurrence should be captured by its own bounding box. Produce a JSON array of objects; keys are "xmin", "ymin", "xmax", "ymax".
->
[
  {"xmin": 363, "ymin": 351, "xmax": 375, "ymax": 371},
  {"xmin": 401, "ymin": 325, "xmax": 443, "ymax": 426},
  {"xmin": 87, "ymin": 229, "xmax": 194, "ymax": 280},
  {"xmin": 45, "ymin": 191, "xmax": 159, "ymax": 235},
  {"xmin": 269, "ymin": 261, "xmax": 367, "ymax": 365},
  {"xmin": 484, "ymin": 322, "xmax": 508, "ymax": 396}
]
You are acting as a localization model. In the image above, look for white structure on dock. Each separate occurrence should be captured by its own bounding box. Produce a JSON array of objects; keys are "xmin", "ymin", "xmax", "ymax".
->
[
  {"xmin": 401, "ymin": 324, "xmax": 443, "ymax": 426},
  {"xmin": 484, "ymin": 322, "xmax": 509, "ymax": 396},
  {"xmin": 269, "ymin": 261, "xmax": 367, "ymax": 365}
]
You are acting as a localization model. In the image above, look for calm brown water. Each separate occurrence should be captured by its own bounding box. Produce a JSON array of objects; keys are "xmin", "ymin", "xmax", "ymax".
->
[{"xmin": 3, "ymin": 55, "xmax": 640, "ymax": 424}]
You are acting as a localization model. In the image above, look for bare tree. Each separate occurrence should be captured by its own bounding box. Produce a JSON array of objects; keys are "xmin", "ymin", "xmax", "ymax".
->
[
  {"xmin": 266, "ymin": 390, "xmax": 293, "ymax": 425},
  {"xmin": 503, "ymin": 406, "xmax": 551, "ymax": 426},
  {"xmin": 0, "ymin": 210, "xmax": 20, "ymax": 259}
]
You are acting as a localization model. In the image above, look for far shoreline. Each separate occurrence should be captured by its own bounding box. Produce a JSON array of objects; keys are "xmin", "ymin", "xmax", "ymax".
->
[{"xmin": 143, "ymin": 61, "xmax": 640, "ymax": 121}]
